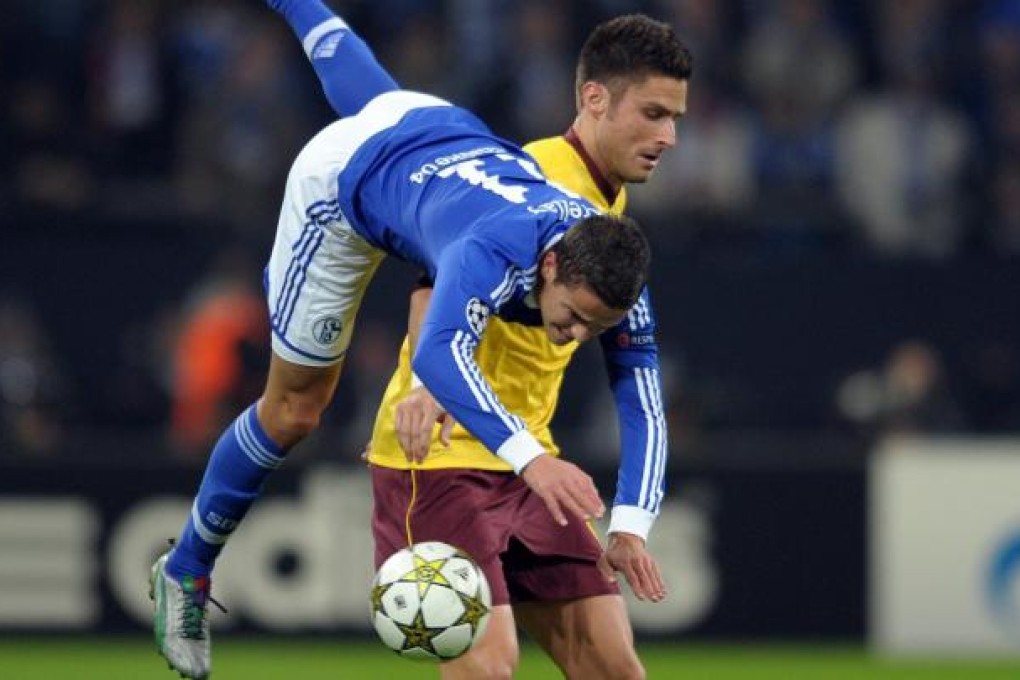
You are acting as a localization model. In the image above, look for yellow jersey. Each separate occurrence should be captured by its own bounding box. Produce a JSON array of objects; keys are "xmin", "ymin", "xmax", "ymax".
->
[{"xmin": 367, "ymin": 132, "xmax": 627, "ymax": 470}]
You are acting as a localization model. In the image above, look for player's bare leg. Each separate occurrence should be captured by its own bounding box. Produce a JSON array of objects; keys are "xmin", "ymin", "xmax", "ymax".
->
[
  {"xmin": 259, "ymin": 354, "xmax": 343, "ymax": 446},
  {"xmin": 515, "ymin": 595, "xmax": 645, "ymax": 680},
  {"xmin": 440, "ymin": 605, "xmax": 518, "ymax": 680}
]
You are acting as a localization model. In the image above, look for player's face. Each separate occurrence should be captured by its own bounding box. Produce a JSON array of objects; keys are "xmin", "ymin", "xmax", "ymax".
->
[
  {"xmin": 593, "ymin": 75, "xmax": 688, "ymax": 185},
  {"xmin": 537, "ymin": 253, "xmax": 628, "ymax": 346}
]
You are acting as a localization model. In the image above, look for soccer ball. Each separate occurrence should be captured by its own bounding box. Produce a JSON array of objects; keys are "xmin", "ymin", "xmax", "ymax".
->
[{"xmin": 370, "ymin": 541, "xmax": 492, "ymax": 661}]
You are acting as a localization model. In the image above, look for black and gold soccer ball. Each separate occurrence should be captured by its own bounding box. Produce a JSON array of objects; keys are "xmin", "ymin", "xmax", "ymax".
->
[{"xmin": 370, "ymin": 541, "xmax": 492, "ymax": 661}]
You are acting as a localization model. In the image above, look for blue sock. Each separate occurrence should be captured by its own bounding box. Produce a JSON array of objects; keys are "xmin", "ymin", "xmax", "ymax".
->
[
  {"xmin": 166, "ymin": 403, "xmax": 285, "ymax": 580},
  {"xmin": 268, "ymin": 0, "xmax": 399, "ymax": 116}
]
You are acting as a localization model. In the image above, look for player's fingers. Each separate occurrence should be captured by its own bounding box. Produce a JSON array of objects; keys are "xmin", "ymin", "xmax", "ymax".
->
[
  {"xmin": 621, "ymin": 561, "xmax": 650, "ymax": 601},
  {"xmin": 596, "ymin": 552, "xmax": 617, "ymax": 584},
  {"xmin": 539, "ymin": 492, "xmax": 568, "ymax": 527},
  {"xmin": 572, "ymin": 475, "xmax": 604, "ymax": 519},
  {"xmin": 394, "ymin": 409, "xmax": 413, "ymax": 461},
  {"xmin": 646, "ymin": 559, "xmax": 667, "ymax": 601},
  {"xmin": 559, "ymin": 487, "xmax": 594, "ymax": 523},
  {"xmin": 438, "ymin": 415, "xmax": 454, "ymax": 447},
  {"xmin": 412, "ymin": 410, "xmax": 431, "ymax": 462},
  {"xmin": 633, "ymin": 558, "xmax": 665, "ymax": 602}
]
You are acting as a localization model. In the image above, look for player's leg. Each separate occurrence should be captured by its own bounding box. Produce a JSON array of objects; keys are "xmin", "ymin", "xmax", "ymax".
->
[
  {"xmin": 503, "ymin": 483, "xmax": 644, "ymax": 679},
  {"xmin": 515, "ymin": 595, "xmax": 644, "ymax": 680},
  {"xmin": 149, "ymin": 358, "xmax": 339, "ymax": 680},
  {"xmin": 440, "ymin": 605, "xmax": 517, "ymax": 680},
  {"xmin": 266, "ymin": 0, "xmax": 399, "ymax": 117},
  {"xmin": 152, "ymin": 116, "xmax": 385, "ymax": 679},
  {"xmin": 370, "ymin": 467, "xmax": 523, "ymax": 678}
]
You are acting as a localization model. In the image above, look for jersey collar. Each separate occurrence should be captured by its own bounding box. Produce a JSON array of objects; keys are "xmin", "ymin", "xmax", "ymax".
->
[{"xmin": 563, "ymin": 126, "xmax": 619, "ymax": 207}]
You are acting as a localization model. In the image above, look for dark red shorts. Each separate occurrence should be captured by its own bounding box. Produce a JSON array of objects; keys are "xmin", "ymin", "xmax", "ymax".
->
[{"xmin": 371, "ymin": 466, "xmax": 620, "ymax": 606}]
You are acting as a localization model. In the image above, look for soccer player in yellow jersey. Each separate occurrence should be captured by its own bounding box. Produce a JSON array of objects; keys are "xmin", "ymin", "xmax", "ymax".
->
[{"xmin": 366, "ymin": 15, "xmax": 692, "ymax": 680}]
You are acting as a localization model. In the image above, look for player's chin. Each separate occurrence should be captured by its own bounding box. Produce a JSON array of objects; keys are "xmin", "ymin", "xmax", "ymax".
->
[{"xmin": 624, "ymin": 165, "xmax": 655, "ymax": 183}]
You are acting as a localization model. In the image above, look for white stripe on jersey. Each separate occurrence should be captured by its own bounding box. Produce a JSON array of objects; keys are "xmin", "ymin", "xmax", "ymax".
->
[
  {"xmin": 452, "ymin": 330, "xmax": 525, "ymax": 435},
  {"xmin": 634, "ymin": 366, "xmax": 666, "ymax": 512},
  {"xmin": 646, "ymin": 367, "xmax": 668, "ymax": 510},
  {"xmin": 449, "ymin": 331, "xmax": 491, "ymax": 413}
]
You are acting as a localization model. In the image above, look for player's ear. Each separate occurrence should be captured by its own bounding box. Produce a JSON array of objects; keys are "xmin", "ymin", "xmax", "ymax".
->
[
  {"xmin": 541, "ymin": 250, "xmax": 558, "ymax": 282},
  {"xmin": 580, "ymin": 81, "xmax": 608, "ymax": 116}
]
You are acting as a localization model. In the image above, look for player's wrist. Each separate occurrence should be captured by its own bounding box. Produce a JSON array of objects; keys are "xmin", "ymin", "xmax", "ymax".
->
[
  {"xmin": 608, "ymin": 530, "xmax": 646, "ymax": 547},
  {"xmin": 608, "ymin": 505, "xmax": 655, "ymax": 541},
  {"xmin": 496, "ymin": 430, "xmax": 545, "ymax": 474}
]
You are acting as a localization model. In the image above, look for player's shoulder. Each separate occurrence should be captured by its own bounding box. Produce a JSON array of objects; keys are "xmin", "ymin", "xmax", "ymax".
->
[{"xmin": 523, "ymin": 135, "xmax": 576, "ymax": 166}]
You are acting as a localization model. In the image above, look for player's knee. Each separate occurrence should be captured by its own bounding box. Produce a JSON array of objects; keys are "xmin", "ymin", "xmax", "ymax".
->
[
  {"xmin": 593, "ymin": 653, "xmax": 645, "ymax": 680},
  {"xmin": 261, "ymin": 393, "xmax": 327, "ymax": 444},
  {"xmin": 472, "ymin": 656, "xmax": 516, "ymax": 680},
  {"xmin": 564, "ymin": 644, "xmax": 644, "ymax": 680},
  {"xmin": 443, "ymin": 641, "xmax": 518, "ymax": 680}
]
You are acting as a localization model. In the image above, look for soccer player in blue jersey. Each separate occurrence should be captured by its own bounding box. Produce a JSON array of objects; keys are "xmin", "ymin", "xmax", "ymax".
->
[{"xmin": 149, "ymin": 3, "xmax": 658, "ymax": 679}]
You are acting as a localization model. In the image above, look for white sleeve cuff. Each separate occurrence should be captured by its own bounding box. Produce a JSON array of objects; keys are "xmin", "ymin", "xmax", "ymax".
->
[
  {"xmin": 608, "ymin": 505, "xmax": 656, "ymax": 541},
  {"xmin": 410, "ymin": 372, "xmax": 424, "ymax": 389},
  {"xmin": 496, "ymin": 430, "xmax": 545, "ymax": 474}
]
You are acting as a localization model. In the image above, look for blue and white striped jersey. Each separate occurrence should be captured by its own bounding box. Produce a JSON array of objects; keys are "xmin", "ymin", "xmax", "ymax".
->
[{"xmin": 333, "ymin": 101, "xmax": 665, "ymax": 514}]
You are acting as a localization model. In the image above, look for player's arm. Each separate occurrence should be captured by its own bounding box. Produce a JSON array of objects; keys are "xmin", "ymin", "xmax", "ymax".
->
[
  {"xmin": 597, "ymin": 287, "xmax": 669, "ymax": 601},
  {"xmin": 391, "ymin": 278, "xmax": 457, "ymax": 459},
  {"xmin": 407, "ymin": 276, "xmax": 433, "ymax": 365},
  {"xmin": 410, "ymin": 238, "xmax": 604, "ymax": 525}
]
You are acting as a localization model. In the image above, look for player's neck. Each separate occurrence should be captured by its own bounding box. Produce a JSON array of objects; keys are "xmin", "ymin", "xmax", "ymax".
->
[{"xmin": 566, "ymin": 118, "xmax": 622, "ymax": 203}]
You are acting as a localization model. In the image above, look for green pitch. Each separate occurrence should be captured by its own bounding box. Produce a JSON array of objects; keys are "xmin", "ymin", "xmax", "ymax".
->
[{"xmin": 1, "ymin": 638, "xmax": 1019, "ymax": 679}]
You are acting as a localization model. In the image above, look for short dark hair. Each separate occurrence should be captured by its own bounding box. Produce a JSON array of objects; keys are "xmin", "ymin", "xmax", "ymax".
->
[
  {"xmin": 552, "ymin": 214, "xmax": 650, "ymax": 310},
  {"xmin": 576, "ymin": 14, "xmax": 693, "ymax": 101}
]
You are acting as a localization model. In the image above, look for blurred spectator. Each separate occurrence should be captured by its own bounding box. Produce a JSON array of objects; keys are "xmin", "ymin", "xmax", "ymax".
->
[
  {"xmin": 835, "ymin": 339, "xmax": 967, "ymax": 436},
  {"xmin": 174, "ymin": 16, "xmax": 310, "ymax": 246},
  {"xmin": 0, "ymin": 296, "xmax": 68, "ymax": 456},
  {"xmin": 974, "ymin": 0, "xmax": 1020, "ymax": 151},
  {"xmin": 86, "ymin": 0, "xmax": 176, "ymax": 179},
  {"xmin": 169, "ymin": 250, "xmax": 268, "ymax": 456},
  {"xmin": 658, "ymin": 0, "xmax": 739, "ymax": 95},
  {"xmin": 500, "ymin": 0, "xmax": 577, "ymax": 140},
  {"xmin": 835, "ymin": 0, "xmax": 972, "ymax": 259},
  {"xmin": 741, "ymin": 0, "xmax": 858, "ymax": 247},
  {"xmin": 629, "ymin": 78, "xmax": 755, "ymax": 229},
  {"xmin": 376, "ymin": 11, "xmax": 451, "ymax": 97},
  {"xmin": 631, "ymin": 1, "xmax": 754, "ymax": 228},
  {"xmin": 5, "ymin": 0, "xmax": 1020, "ymax": 448},
  {"xmin": 6, "ymin": 78, "xmax": 95, "ymax": 216}
]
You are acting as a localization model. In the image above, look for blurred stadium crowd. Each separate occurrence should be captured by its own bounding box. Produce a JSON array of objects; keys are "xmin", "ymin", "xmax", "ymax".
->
[{"xmin": 3, "ymin": 0, "xmax": 1020, "ymax": 459}]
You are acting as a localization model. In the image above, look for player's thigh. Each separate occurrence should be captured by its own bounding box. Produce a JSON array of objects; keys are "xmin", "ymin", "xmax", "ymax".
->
[
  {"xmin": 515, "ymin": 594, "xmax": 643, "ymax": 680},
  {"xmin": 440, "ymin": 604, "xmax": 518, "ymax": 680},
  {"xmin": 266, "ymin": 126, "xmax": 386, "ymax": 371},
  {"xmin": 370, "ymin": 467, "xmax": 520, "ymax": 605}
]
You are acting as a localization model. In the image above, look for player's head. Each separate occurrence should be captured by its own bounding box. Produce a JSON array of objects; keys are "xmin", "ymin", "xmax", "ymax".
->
[
  {"xmin": 575, "ymin": 14, "xmax": 693, "ymax": 186},
  {"xmin": 536, "ymin": 214, "xmax": 650, "ymax": 345}
]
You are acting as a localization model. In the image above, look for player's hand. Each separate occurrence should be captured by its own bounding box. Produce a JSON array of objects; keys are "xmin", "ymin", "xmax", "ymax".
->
[
  {"xmin": 394, "ymin": 387, "xmax": 455, "ymax": 463},
  {"xmin": 598, "ymin": 531, "xmax": 666, "ymax": 602},
  {"xmin": 519, "ymin": 455, "xmax": 605, "ymax": 526}
]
